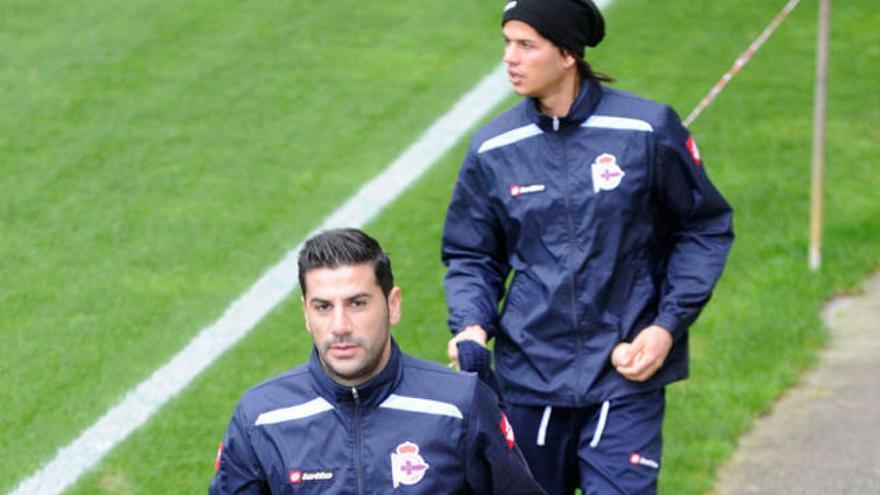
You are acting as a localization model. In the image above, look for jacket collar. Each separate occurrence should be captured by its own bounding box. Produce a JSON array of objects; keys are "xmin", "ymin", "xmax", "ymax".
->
[
  {"xmin": 308, "ymin": 339, "xmax": 403, "ymax": 408},
  {"xmin": 526, "ymin": 78, "xmax": 603, "ymax": 132}
]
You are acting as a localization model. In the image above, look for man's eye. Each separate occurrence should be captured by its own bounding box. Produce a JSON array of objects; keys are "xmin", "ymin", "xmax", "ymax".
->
[
  {"xmin": 351, "ymin": 299, "xmax": 367, "ymax": 308},
  {"xmin": 314, "ymin": 303, "xmax": 330, "ymax": 311}
]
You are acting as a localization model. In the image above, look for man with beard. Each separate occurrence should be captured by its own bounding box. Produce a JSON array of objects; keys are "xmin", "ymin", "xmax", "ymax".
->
[{"xmin": 210, "ymin": 228, "xmax": 544, "ymax": 494}]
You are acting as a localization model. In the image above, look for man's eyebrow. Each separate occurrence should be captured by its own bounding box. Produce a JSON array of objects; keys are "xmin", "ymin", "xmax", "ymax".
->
[
  {"xmin": 505, "ymin": 35, "xmax": 534, "ymax": 44},
  {"xmin": 307, "ymin": 292, "xmax": 373, "ymax": 304}
]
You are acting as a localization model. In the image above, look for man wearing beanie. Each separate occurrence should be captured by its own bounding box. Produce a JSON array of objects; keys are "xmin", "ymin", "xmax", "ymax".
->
[{"xmin": 441, "ymin": 1, "xmax": 734, "ymax": 494}]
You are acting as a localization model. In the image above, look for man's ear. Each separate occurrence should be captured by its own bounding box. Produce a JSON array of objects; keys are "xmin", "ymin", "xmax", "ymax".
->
[
  {"xmin": 387, "ymin": 286, "xmax": 402, "ymax": 326},
  {"xmin": 559, "ymin": 48, "xmax": 577, "ymax": 69},
  {"xmin": 301, "ymin": 295, "xmax": 312, "ymax": 334}
]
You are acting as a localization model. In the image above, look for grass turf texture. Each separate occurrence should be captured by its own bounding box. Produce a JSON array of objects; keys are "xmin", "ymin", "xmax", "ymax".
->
[
  {"xmin": 0, "ymin": 0, "xmax": 500, "ymax": 491},
  {"xmin": 2, "ymin": 0, "xmax": 877, "ymax": 493}
]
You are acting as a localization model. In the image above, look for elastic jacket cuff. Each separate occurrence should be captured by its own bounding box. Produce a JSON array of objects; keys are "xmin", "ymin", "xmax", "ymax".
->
[{"xmin": 652, "ymin": 315, "xmax": 682, "ymax": 340}]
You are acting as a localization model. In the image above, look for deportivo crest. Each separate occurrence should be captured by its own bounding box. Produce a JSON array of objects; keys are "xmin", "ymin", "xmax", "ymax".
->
[
  {"xmin": 591, "ymin": 153, "xmax": 625, "ymax": 193},
  {"xmin": 391, "ymin": 441, "xmax": 430, "ymax": 488}
]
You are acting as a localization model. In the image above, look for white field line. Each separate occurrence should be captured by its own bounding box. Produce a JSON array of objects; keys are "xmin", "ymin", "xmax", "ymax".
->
[
  {"xmin": 10, "ymin": 2, "xmax": 616, "ymax": 493},
  {"xmin": 8, "ymin": 63, "xmax": 511, "ymax": 495}
]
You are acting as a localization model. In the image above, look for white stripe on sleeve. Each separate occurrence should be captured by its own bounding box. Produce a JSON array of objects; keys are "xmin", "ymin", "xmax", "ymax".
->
[
  {"xmin": 582, "ymin": 115, "xmax": 654, "ymax": 132},
  {"xmin": 379, "ymin": 394, "xmax": 463, "ymax": 419},
  {"xmin": 255, "ymin": 397, "xmax": 334, "ymax": 426}
]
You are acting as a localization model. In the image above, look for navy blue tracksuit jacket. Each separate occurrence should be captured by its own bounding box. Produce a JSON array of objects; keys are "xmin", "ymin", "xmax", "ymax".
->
[
  {"xmin": 209, "ymin": 342, "xmax": 545, "ymax": 494},
  {"xmin": 442, "ymin": 79, "xmax": 734, "ymax": 407}
]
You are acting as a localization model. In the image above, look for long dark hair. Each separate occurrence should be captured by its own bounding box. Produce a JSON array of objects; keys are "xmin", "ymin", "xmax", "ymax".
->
[
  {"xmin": 558, "ymin": 46, "xmax": 615, "ymax": 83},
  {"xmin": 575, "ymin": 58, "xmax": 615, "ymax": 83}
]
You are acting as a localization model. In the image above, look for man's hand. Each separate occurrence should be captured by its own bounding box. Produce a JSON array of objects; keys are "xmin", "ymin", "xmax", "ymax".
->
[
  {"xmin": 611, "ymin": 325, "xmax": 673, "ymax": 382},
  {"xmin": 447, "ymin": 325, "xmax": 488, "ymax": 370}
]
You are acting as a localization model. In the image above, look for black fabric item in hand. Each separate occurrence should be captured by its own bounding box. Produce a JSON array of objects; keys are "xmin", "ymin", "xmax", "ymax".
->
[{"xmin": 457, "ymin": 340, "xmax": 505, "ymax": 409}]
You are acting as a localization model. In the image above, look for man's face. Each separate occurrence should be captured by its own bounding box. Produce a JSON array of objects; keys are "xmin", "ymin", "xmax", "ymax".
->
[
  {"xmin": 502, "ymin": 20, "xmax": 575, "ymax": 99},
  {"xmin": 302, "ymin": 263, "xmax": 401, "ymax": 387}
]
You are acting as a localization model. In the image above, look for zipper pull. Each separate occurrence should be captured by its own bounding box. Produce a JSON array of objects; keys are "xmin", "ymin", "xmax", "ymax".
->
[
  {"xmin": 351, "ymin": 387, "xmax": 360, "ymax": 403},
  {"xmin": 553, "ymin": 116, "xmax": 560, "ymax": 132}
]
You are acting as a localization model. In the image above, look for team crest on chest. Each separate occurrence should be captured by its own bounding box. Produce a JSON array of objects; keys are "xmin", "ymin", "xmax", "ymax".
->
[
  {"xmin": 391, "ymin": 441, "xmax": 430, "ymax": 488},
  {"xmin": 591, "ymin": 153, "xmax": 625, "ymax": 193}
]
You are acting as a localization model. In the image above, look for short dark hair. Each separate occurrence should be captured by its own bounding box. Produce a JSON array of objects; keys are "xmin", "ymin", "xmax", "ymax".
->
[{"xmin": 297, "ymin": 228, "xmax": 394, "ymax": 297}]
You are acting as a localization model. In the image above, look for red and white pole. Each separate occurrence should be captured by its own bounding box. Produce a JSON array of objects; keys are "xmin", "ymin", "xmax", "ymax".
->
[{"xmin": 683, "ymin": 0, "xmax": 802, "ymax": 128}]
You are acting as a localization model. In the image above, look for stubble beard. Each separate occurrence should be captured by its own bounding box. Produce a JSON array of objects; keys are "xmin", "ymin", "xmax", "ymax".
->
[{"xmin": 319, "ymin": 325, "xmax": 391, "ymax": 387}]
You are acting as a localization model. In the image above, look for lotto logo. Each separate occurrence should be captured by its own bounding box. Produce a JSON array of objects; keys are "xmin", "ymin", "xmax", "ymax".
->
[
  {"xmin": 289, "ymin": 470, "xmax": 334, "ymax": 485},
  {"xmin": 289, "ymin": 471, "xmax": 302, "ymax": 484},
  {"xmin": 629, "ymin": 453, "xmax": 659, "ymax": 470}
]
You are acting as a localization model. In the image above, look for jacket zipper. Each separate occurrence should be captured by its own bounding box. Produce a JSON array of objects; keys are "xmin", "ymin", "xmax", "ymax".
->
[
  {"xmin": 352, "ymin": 387, "xmax": 364, "ymax": 495},
  {"xmin": 557, "ymin": 125, "xmax": 583, "ymax": 406}
]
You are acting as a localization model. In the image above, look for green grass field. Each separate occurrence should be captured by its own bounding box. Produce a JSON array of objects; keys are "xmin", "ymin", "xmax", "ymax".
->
[{"xmin": 2, "ymin": 0, "xmax": 877, "ymax": 493}]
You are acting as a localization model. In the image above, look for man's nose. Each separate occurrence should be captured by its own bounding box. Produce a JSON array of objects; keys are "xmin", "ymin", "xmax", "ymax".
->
[
  {"xmin": 503, "ymin": 44, "xmax": 518, "ymax": 65},
  {"xmin": 330, "ymin": 306, "xmax": 352, "ymax": 335}
]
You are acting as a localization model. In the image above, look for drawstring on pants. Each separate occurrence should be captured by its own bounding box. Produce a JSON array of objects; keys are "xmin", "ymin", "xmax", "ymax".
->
[
  {"xmin": 589, "ymin": 400, "xmax": 610, "ymax": 448},
  {"xmin": 535, "ymin": 400, "xmax": 610, "ymax": 448},
  {"xmin": 536, "ymin": 406, "xmax": 552, "ymax": 446}
]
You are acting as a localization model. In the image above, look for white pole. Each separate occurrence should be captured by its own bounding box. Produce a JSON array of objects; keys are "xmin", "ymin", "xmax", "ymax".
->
[{"xmin": 809, "ymin": 0, "xmax": 831, "ymax": 271}]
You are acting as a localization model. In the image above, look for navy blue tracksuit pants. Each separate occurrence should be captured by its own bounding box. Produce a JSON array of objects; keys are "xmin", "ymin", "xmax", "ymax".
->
[{"xmin": 506, "ymin": 389, "xmax": 666, "ymax": 495}]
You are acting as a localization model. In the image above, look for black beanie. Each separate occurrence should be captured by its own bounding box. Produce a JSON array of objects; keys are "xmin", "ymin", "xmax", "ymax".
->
[{"xmin": 502, "ymin": 0, "xmax": 605, "ymax": 57}]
